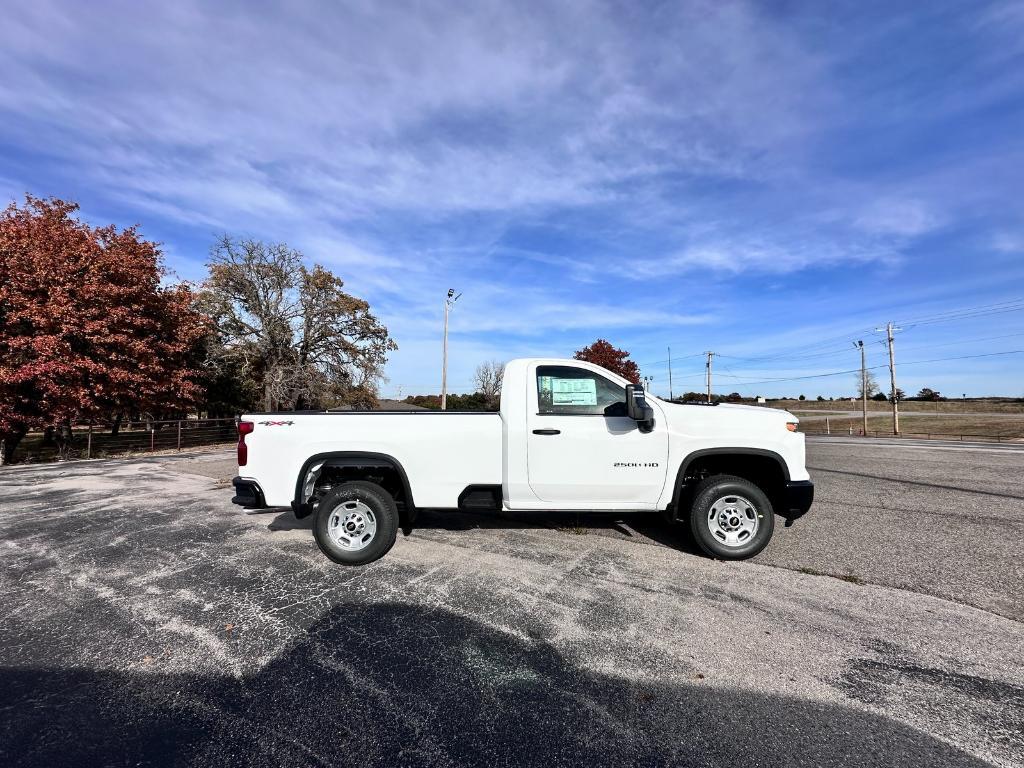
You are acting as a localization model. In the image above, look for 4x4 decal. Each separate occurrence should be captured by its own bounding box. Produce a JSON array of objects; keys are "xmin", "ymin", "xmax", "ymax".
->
[{"xmin": 258, "ymin": 420, "xmax": 295, "ymax": 426}]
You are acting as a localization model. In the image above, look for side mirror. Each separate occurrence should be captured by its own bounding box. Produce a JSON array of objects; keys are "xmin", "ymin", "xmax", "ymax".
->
[{"xmin": 625, "ymin": 384, "xmax": 655, "ymax": 433}]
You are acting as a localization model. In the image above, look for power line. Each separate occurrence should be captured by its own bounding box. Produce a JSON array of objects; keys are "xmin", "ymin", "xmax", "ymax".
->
[
  {"xmin": 640, "ymin": 352, "xmax": 705, "ymax": 367},
  {"xmin": 897, "ymin": 301, "xmax": 1024, "ymax": 327},
  {"xmin": 711, "ymin": 349, "xmax": 1024, "ymax": 387},
  {"xmin": 897, "ymin": 298, "xmax": 1024, "ymax": 326},
  {"xmin": 894, "ymin": 349, "xmax": 1024, "ymax": 367},
  {"xmin": 891, "ymin": 330, "xmax": 1024, "ymax": 355},
  {"xmin": 689, "ymin": 298, "xmax": 1024, "ymax": 367},
  {"xmin": 648, "ymin": 318, "xmax": 1016, "ymax": 373},
  {"xmin": 715, "ymin": 345, "xmax": 865, "ymax": 364}
]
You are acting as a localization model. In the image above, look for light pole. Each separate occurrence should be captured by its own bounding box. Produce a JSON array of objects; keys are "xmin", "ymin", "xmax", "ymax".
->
[
  {"xmin": 854, "ymin": 340, "xmax": 867, "ymax": 436},
  {"xmin": 441, "ymin": 288, "xmax": 461, "ymax": 410}
]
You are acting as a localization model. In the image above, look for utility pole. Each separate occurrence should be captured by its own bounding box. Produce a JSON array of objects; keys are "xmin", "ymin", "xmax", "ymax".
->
[
  {"xmin": 705, "ymin": 351, "xmax": 714, "ymax": 403},
  {"xmin": 441, "ymin": 288, "xmax": 461, "ymax": 410},
  {"xmin": 875, "ymin": 322, "xmax": 901, "ymax": 435},
  {"xmin": 854, "ymin": 340, "xmax": 867, "ymax": 436},
  {"xmin": 667, "ymin": 346, "xmax": 674, "ymax": 401}
]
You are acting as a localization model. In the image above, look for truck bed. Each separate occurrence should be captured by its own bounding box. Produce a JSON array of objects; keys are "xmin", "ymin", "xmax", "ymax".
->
[{"xmin": 239, "ymin": 411, "xmax": 503, "ymax": 508}]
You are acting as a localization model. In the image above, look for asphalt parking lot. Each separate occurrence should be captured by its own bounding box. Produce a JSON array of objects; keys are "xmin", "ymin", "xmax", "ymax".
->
[{"xmin": 1, "ymin": 439, "xmax": 1022, "ymax": 767}]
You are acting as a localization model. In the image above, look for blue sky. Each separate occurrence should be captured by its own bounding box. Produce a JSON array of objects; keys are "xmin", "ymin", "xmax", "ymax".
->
[{"xmin": 2, "ymin": 0, "xmax": 1023, "ymax": 398}]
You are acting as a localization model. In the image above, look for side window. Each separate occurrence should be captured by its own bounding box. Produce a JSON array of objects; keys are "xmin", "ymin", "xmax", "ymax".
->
[{"xmin": 536, "ymin": 365, "xmax": 627, "ymax": 416}]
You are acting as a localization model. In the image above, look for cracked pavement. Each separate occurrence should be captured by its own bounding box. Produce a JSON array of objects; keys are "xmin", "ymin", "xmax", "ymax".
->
[{"xmin": 0, "ymin": 439, "xmax": 1021, "ymax": 767}]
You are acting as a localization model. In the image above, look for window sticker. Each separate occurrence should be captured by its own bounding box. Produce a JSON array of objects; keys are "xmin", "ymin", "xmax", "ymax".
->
[{"xmin": 550, "ymin": 377, "xmax": 597, "ymax": 406}]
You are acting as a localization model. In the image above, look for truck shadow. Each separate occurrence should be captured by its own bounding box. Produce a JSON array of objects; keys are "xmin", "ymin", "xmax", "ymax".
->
[
  {"xmin": 262, "ymin": 507, "xmax": 705, "ymax": 556},
  {"xmin": 0, "ymin": 602, "xmax": 989, "ymax": 767}
]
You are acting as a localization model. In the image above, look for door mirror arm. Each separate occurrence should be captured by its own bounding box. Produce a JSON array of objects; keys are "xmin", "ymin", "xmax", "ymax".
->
[{"xmin": 625, "ymin": 384, "xmax": 656, "ymax": 433}]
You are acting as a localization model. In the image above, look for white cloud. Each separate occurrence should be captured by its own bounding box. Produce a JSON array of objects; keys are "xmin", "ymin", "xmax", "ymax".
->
[
  {"xmin": 0, "ymin": 0, "xmax": 827, "ymax": 224},
  {"xmin": 5, "ymin": 1, "xmax": 1020, "ymax": 393},
  {"xmin": 626, "ymin": 232, "xmax": 897, "ymax": 279},
  {"xmin": 992, "ymin": 232, "xmax": 1024, "ymax": 253},
  {"xmin": 854, "ymin": 198, "xmax": 941, "ymax": 237}
]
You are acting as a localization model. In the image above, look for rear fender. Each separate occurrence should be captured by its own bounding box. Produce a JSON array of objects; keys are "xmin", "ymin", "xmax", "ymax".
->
[{"xmin": 292, "ymin": 452, "xmax": 416, "ymax": 518}]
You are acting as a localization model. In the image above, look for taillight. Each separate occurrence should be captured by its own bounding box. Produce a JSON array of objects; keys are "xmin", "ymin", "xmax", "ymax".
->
[
  {"xmin": 786, "ymin": 422, "xmax": 798, "ymax": 432},
  {"xmin": 237, "ymin": 421, "xmax": 254, "ymax": 466}
]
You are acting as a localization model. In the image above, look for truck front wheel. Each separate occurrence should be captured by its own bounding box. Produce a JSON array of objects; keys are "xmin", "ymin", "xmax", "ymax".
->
[
  {"xmin": 688, "ymin": 474, "xmax": 774, "ymax": 560},
  {"xmin": 313, "ymin": 481, "xmax": 399, "ymax": 565}
]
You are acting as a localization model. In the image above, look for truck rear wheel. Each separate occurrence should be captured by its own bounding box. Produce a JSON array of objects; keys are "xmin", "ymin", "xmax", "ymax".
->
[
  {"xmin": 313, "ymin": 481, "xmax": 399, "ymax": 565},
  {"xmin": 688, "ymin": 474, "xmax": 774, "ymax": 560}
]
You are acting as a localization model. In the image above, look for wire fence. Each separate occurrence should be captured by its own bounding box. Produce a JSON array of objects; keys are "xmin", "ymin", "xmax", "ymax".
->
[{"xmin": 10, "ymin": 418, "xmax": 239, "ymax": 463}]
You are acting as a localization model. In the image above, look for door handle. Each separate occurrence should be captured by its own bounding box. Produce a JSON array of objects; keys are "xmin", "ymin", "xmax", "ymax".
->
[{"xmin": 532, "ymin": 428, "xmax": 561, "ymax": 435}]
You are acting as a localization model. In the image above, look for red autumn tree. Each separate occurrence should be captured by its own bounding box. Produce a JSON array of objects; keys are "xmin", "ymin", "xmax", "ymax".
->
[
  {"xmin": 0, "ymin": 196, "xmax": 208, "ymax": 461},
  {"xmin": 573, "ymin": 339, "xmax": 640, "ymax": 383}
]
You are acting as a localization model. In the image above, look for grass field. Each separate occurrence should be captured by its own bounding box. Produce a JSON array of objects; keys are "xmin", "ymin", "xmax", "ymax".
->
[
  {"xmin": 795, "ymin": 413, "xmax": 1024, "ymax": 440},
  {"xmin": 770, "ymin": 398, "xmax": 1024, "ymax": 413}
]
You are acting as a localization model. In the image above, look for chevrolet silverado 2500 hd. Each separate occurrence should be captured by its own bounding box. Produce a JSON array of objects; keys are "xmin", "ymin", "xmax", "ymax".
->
[{"xmin": 232, "ymin": 358, "xmax": 813, "ymax": 565}]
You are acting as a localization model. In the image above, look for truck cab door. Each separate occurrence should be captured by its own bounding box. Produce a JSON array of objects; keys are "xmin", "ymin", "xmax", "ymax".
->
[{"xmin": 526, "ymin": 363, "xmax": 668, "ymax": 505}]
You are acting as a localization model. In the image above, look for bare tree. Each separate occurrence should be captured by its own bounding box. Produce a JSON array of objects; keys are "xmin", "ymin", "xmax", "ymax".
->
[
  {"xmin": 855, "ymin": 369, "xmax": 880, "ymax": 400},
  {"xmin": 474, "ymin": 360, "xmax": 505, "ymax": 407},
  {"xmin": 201, "ymin": 236, "xmax": 396, "ymax": 411}
]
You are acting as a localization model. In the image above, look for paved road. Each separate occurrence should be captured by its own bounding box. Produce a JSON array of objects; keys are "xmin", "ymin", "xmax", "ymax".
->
[
  {"xmin": 0, "ymin": 443, "xmax": 1021, "ymax": 767},
  {"xmin": 763, "ymin": 437, "xmax": 1024, "ymax": 620}
]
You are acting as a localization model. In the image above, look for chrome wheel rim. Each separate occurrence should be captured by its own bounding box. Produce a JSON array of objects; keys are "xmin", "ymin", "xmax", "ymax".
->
[
  {"xmin": 707, "ymin": 494, "xmax": 759, "ymax": 547},
  {"xmin": 327, "ymin": 500, "xmax": 377, "ymax": 551}
]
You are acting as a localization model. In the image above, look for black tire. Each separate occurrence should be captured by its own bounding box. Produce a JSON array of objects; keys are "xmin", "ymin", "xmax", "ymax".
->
[
  {"xmin": 688, "ymin": 474, "xmax": 774, "ymax": 560},
  {"xmin": 313, "ymin": 481, "xmax": 399, "ymax": 565}
]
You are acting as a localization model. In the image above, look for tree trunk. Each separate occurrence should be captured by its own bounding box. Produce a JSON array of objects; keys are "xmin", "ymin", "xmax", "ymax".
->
[
  {"xmin": 54, "ymin": 420, "xmax": 74, "ymax": 459},
  {"xmin": 0, "ymin": 427, "xmax": 27, "ymax": 464},
  {"xmin": 110, "ymin": 411, "xmax": 123, "ymax": 435}
]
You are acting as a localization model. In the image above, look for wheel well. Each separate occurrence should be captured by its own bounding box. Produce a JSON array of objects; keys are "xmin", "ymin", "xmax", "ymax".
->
[
  {"xmin": 294, "ymin": 454, "xmax": 414, "ymax": 519},
  {"xmin": 315, "ymin": 465, "xmax": 406, "ymax": 504},
  {"xmin": 672, "ymin": 451, "xmax": 787, "ymax": 519}
]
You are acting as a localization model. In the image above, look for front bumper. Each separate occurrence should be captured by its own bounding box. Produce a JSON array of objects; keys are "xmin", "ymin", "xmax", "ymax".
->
[
  {"xmin": 783, "ymin": 480, "xmax": 814, "ymax": 518},
  {"xmin": 231, "ymin": 476, "xmax": 267, "ymax": 508}
]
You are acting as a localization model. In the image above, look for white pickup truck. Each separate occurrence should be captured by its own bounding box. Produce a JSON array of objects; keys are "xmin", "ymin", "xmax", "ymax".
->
[{"xmin": 232, "ymin": 358, "xmax": 813, "ymax": 565}]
